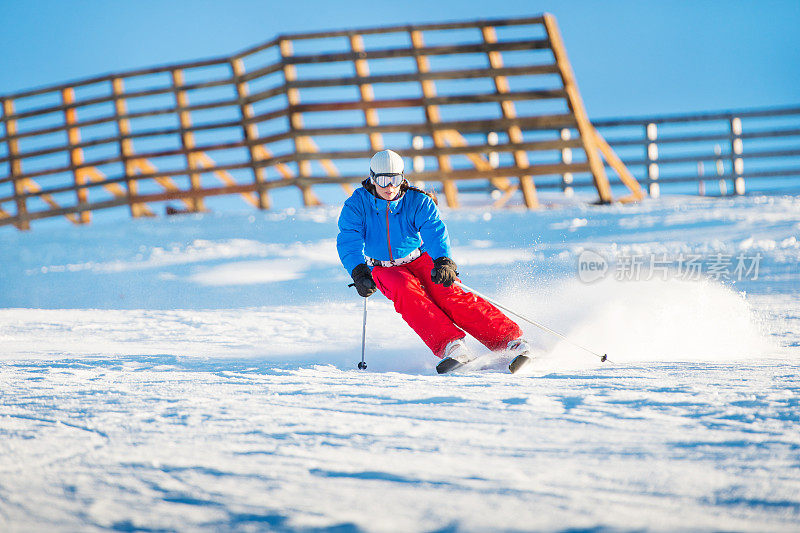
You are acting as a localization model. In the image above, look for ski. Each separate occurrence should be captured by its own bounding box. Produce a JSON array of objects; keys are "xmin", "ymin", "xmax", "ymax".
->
[
  {"xmin": 436, "ymin": 357, "xmax": 464, "ymax": 374},
  {"xmin": 437, "ymin": 353, "xmax": 533, "ymax": 374},
  {"xmin": 508, "ymin": 354, "xmax": 532, "ymax": 374}
]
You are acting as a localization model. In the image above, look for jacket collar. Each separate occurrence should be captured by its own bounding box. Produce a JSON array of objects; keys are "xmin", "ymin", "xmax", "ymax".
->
[{"xmin": 362, "ymin": 178, "xmax": 406, "ymax": 213}]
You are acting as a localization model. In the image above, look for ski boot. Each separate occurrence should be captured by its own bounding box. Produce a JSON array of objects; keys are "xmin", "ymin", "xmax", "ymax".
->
[
  {"xmin": 507, "ymin": 338, "xmax": 533, "ymax": 374},
  {"xmin": 436, "ymin": 338, "xmax": 476, "ymax": 374}
]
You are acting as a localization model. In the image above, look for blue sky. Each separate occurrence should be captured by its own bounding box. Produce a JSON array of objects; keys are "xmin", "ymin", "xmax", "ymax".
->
[{"xmin": 1, "ymin": 0, "xmax": 798, "ymax": 119}]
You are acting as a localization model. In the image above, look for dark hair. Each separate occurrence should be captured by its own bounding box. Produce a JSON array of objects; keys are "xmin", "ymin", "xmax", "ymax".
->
[
  {"xmin": 362, "ymin": 178, "xmax": 438, "ymax": 205},
  {"xmin": 401, "ymin": 181, "xmax": 439, "ymax": 205}
]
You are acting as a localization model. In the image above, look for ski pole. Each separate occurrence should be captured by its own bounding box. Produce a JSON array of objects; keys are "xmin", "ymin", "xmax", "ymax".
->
[
  {"xmin": 455, "ymin": 281, "xmax": 608, "ymax": 363},
  {"xmin": 348, "ymin": 281, "xmax": 369, "ymax": 370},
  {"xmin": 347, "ymin": 281, "xmax": 369, "ymax": 369},
  {"xmin": 358, "ymin": 296, "xmax": 368, "ymax": 370}
]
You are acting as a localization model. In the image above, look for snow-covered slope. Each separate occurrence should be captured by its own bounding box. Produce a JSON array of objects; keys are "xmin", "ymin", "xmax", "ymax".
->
[{"xmin": 1, "ymin": 194, "xmax": 799, "ymax": 531}]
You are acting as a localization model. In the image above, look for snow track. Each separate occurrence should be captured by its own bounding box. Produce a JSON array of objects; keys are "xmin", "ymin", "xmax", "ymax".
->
[
  {"xmin": 1, "ymin": 194, "xmax": 799, "ymax": 530},
  {"xmin": 1, "ymin": 359, "xmax": 799, "ymax": 531}
]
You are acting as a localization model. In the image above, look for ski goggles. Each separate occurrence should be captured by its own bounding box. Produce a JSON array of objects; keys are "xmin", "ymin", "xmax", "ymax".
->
[{"xmin": 370, "ymin": 172, "xmax": 405, "ymax": 188}]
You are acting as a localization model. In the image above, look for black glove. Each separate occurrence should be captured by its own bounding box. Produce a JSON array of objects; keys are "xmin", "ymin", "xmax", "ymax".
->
[
  {"xmin": 431, "ymin": 257, "xmax": 459, "ymax": 287},
  {"xmin": 350, "ymin": 263, "xmax": 377, "ymax": 298}
]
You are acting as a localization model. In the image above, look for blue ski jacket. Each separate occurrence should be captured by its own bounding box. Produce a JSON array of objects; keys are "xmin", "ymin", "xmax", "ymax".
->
[{"xmin": 337, "ymin": 180, "xmax": 451, "ymax": 274}]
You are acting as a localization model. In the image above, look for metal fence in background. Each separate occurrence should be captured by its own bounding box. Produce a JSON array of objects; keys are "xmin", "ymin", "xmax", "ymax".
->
[
  {"xmin": 592, "ymin": 106, "xmax": 800, "ymax": 198},
  {"xmin": 421, "ymin": 105, "xmax": 800, "ymax": 199}
]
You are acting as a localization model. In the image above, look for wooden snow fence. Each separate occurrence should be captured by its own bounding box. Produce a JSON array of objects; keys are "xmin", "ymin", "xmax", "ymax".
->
[{"xmin": 0, "ymin": 14, "xmax": 642, "ymax": 230}]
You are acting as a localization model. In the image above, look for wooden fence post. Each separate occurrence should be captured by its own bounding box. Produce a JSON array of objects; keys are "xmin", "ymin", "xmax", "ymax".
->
[
  {"xmin": 111, "ymin": 77, "xmax": 145, "ymax": 217},
  {"xmin": 0, "ymin": 100, "xmax": 7, "ymax": 222},
  {"xmin": 591, "ymin": 126, "xmax": 644, "ymax": 202},
  {"xmin": 61, "ymin": 88, "xmax": 90, "ymax": 224},
  {"xmin": 2, "ymin": 98, "xmax": 30, "ymax": 230},
  {"xmin": 231, "ymin": 57, "xmax": 271, "ymax": 210},
  {"xmin": 349, "ymin": 33, "xmax": 384, "ymax": 153},
  {"xmin": 481, "ymin": 25, "xmax": 538, "ymax": 208},
  {"xmin": 409, "ymin": 29, "xmax": 459, "ymax": 208},
  {"xmin": 171, "ymin": 69, "xmax": 206, "ymax": 212},
  {"xmin": 280, "ymin": 38, "xmax": 321, "ymax": 207},
  {"xmin": 544, "ymin": 13, "xmax": 612, "ymax": 203}
]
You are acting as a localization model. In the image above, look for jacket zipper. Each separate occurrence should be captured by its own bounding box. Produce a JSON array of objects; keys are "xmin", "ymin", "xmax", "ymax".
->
[{"xmin": 385, "ymin": 203, "xmax": 393, "ymax": 261}]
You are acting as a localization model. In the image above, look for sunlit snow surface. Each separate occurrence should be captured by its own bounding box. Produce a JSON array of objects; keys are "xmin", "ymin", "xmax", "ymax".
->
[{"xmin": 1, "ymin": 195, "xmax": 799, "ymax": 531}]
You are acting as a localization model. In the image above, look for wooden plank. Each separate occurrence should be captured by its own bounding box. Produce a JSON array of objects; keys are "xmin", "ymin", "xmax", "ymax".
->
[
  {"xmin": 481, "ymin": 26, "xmax": 538, "ymax": 208},
  {"xmin": 5, "ymin": 76, "xmax": 237, "ymax": 122},
  {"xmin": 230, "ymin": 37, "xmax": 281, "ymax": 63},
  {"xmin": 591, "ymin": 126, "xmax": 645, "ymax": 200},
  {"xmin": 0, "ymin": 136, "xmax": 583, "ymax": 187},
  {"xmin": 279, "ymin": 39, "xmax": 322, "ymax": 207},
  {"xmin": 2, "ymin": 99, "xmax": 30, "ymax": 230},
  {"xmin": 288, "ymin": 163, "xmax": 593, "ymax": 186},
  {"xmin": 437, "ymin": 130, "xmax": 513, "ymax": 191},
  {"xmin": 492, "ymin": 185, "xmax": 519, "ymax": 208},
  {"xmin": 235, "ymin": 62, "xmax": 284, "ymax": 84},
  {"xmin": 543, "ymin": 13, "xmax": 612, "ymax": 203},
  {"xmin": 349, "ymin": 34, "xmax": 384, "ymax": 152},
  {"xmin": 0, "ymin": 166, "xmax": 160, "ymax": 204},
  {"xmin": 130, "ymin": 158, "xmax": 195, "ymax": 211},
  {"xmin": 1, "ymin": 158, "xmax": 593, "ymax": 206},
  {"xmin": 281, "ymin": 16, "xmax": 546, "ymax": 41},
  {"xmin": 194, "ymin": 151, "xmax": 260, "ymax": 207},
  {"xmin": 0, "ymin": 160, "xmax": 601, "ymax": 227},
  {"xmin": 253, "ymin": 144, "xmax": 295, "ymax": 180},
  {"xmin": 0, "ymin": 89, "xmax": 567, "ymax": 146},
  {"xmin": 0, "ymin": 137, "xmax": 585, "ymax": 198},
  {"xmin": 2, "ymin": 57, "xmax": 232, "ymax": 101},
  {"xmin": 112, "ymin": 77, "xmax": 148, "ymax": 218},
  {"xmin": 0, "ymin": 140, "xmax": 247, "ymax": 185},
  {"xmin": 19, "ymin": 178, "xmax": 80, "ymax": 224},
  {"xmin": 274, "ymin": 138, "xmax": 582, "ymax": 166},
  {"xmin": 284, "ymin": 64, "xmax": 560, "ymax": 90},
  {"xmin": 231, "ymin": 58, "xmax": 271, "ymax": 209},
  {"xmin": 0, "ymin": 96, "xmax": 262, "ymax": 145},
  {"xmin": 287, "ymin": 114, "xmax": 577, "ymax": 138},
  {"xmin": 302, "ymin": 136, "xmax": 353, "ymax": 195},
  {"xmin": 410, "ymin": 29, "xmax": 458, "ymax": 207},
  {"xmin": 171, "ymin": 69, "xmax": 206, "ymax": 212},
  {"xmin": 83, "ymin": 167, "xmax": 153, "ymax": 214},
  {"xmin": 61, "ymin": 88, "xmax": 90, "ymax": 223},
  {"xmin": 288, "ymin": 90, "xmax": 567, "ymax": 114},
  {"xmin": 283, "ymin": 39, "xmax": 551, "ymax": 65},
  {"xmin": 0, "ymin": 140, "xmax": 580, "ymax": 201},
  {"xmin": 0, "ymin": 112, "xmax": 577, "ymax": 166}
]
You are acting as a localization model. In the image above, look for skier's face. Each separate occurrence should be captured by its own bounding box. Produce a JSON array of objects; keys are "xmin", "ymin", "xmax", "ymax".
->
[{"xmin": 374, "ymin": 182, "xmax": 401, "ymax": 201}]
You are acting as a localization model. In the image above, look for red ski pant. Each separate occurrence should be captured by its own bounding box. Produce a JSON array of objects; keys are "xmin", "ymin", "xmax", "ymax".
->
[{"xmin": 372, "ymin": 252, "xmax": 522, "ymax": 358}]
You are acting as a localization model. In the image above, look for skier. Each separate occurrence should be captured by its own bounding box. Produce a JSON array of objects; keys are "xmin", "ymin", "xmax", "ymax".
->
[{"xmin": 337, "ymin": 149, "xmax": 533, "ymax": 374}]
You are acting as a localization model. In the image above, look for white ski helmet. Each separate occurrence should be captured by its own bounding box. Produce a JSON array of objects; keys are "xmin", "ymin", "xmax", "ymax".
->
[{"xmin": 369, "ymin": 149, "xmax": 404, "ymax": 177}]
